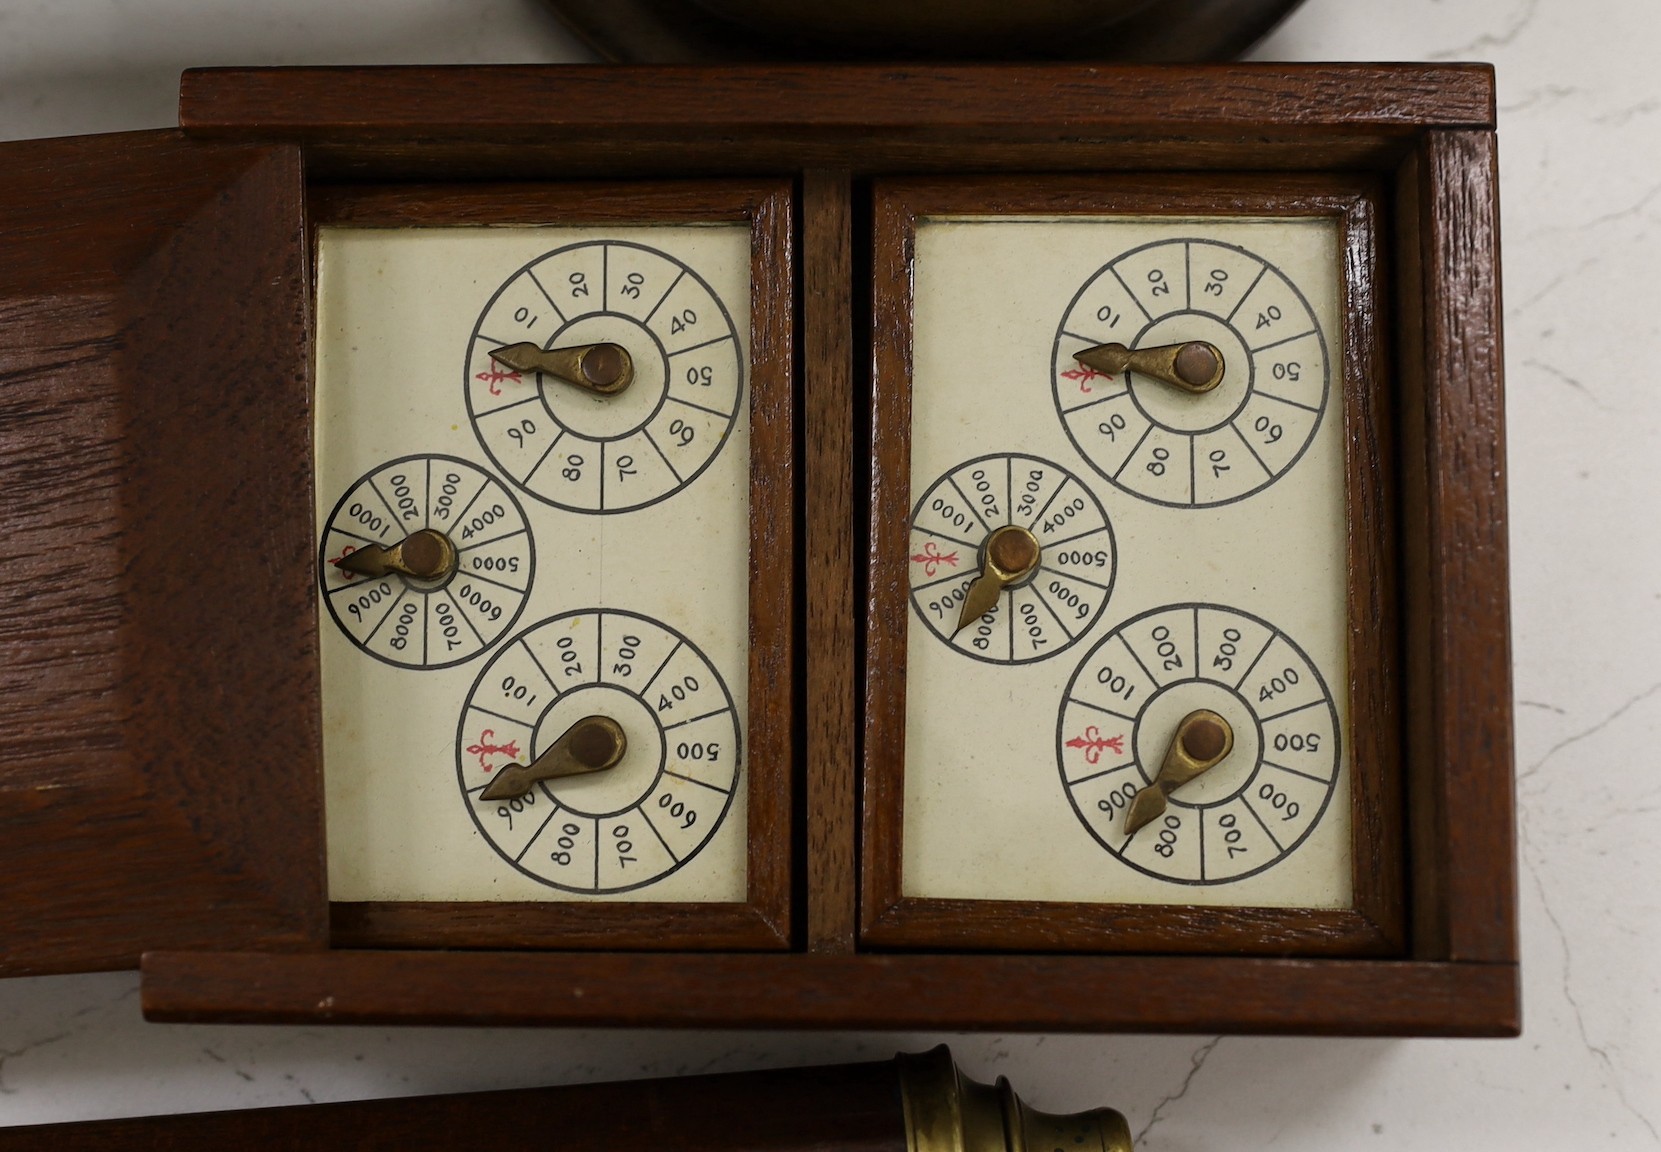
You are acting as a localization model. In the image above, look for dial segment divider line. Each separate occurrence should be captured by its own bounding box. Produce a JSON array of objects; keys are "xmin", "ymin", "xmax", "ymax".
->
[
  {"xmin": 598, "ymin": 442, "xmax": 607, "ymax": 509},
  {"xmin": 641, "ymin": 268, "xmax": 687, "ymax": 325},
  {"xmin": 424, "ymin": 458, "xmax": 432, "ymax": 525},
  {"xmin": 1004, "ymin": 457, "xmax": 1013, "ymax": 529},
  {"xmin": 478, "ymin": 393, "xmax": 542, "ymax": 419},
  {"xmin": 1067, "ymin": 694, "xmax": 1138, "ymax": 725},
  {"xmin": 911, "ymin": 569, "xmax": 973, "ymax": 601},
  {"xmin": 357, "ymin": 584, "xmax": 410, "ymax": 645},
  {"xmin": 1112, "ymin": 425, "xmax": 1155, "ymax": 481},
  {"xmin": 1038, "ymin": 562, "xmax": 1112, "ymax": 596},
  {"xmin": 1027, "ymin": 581, "xmax": 1078, "ymax": 641},
  {"xmin": 1264, "ymin": 760, "xmax": 1331, "ymax": 786},
  {"xmin": 1193, "ymin": 607, "xmax": 1201, "ymax": 677},
  {"xmin": 640, "ymin": 804, "xmax": 682, "ymax": 863},
  {"xmin": 453, "ymin": 566, "xmax": 524, "ymax": 597},
  {"xmin": 326, "ymin": 525, "xmax": 385, "ymax": 550},
  {"xmin": 668, "ymin": 394, "xmax": 737, "ymax": 422},
  {"xmin": 946, "ymin": 473, "xmax": 993, "ymax": 537},
  {"xmin": 1225, "ymin": 265, "xmax": 1269, "ymax": 324},
  {"xmin": 639, "ymin": 639, "xmax": 685, "ymax": 701},
  {"xmin": 1249, "ymin": 328, "xmax": 1318, "ymax": 356},
  {"xmin": 1243, "ymin": 793, "xmax": 1286, "ymax": 852},
  {"xmin": 455, "ymin": 525, "xmax": 529, "ymax": 556},
  {"xmin": 513, "ymin": 804, "xmax": 565, "ymax": 866},
  {"xmin": 1185, "ymin": 241, "xmax": 1193, "ymax": 310},
  {"xmin": 1066, "ymin": 759, "xmax": 1138, "ymax": 789},
  {"xmin": 445, "ymin": 474, "xmax": 496, "ymax": 539},
  {"xmin": 1109, "ymin": 265, "xmax": 1153, "ymax": 322},
  {"xmin": 642, "ymin": 426, "xmax": 684, "ymax": 483},
  {"xmin": 1255, "ymin": 390, "xmax": 1321, "ymax": 414},
  {"xmin": 660, "ymin": 705, "xmax": 731, "ymax": 733},
  {"xmin": 444, "ymin": 587, "xmax": 490, "ymax": 647},
  {"xmin": 1060, "ymin": 387, "xmax": 1131, "ymax": 416},
  {"xmin": 525, "ymin": 268, "xmax": 568, "ymax": 327},
  {"xmin": 1024, "ymin": 472, "xmax": 1068, "ymax": 532},
  {"xmin": 1259, "ymin": 698, "xmax": 1324, "ymax": 725},
  {"xmin": 1120, "ymin": 633, "xmax": 1161, "ymax": 690},
  {"xmin": 667, "ymin": 332, "xmax": 734, "ymax": 360},
  {"xmin": 1043, "ymin": 524, "xmax": 1114, "ymax": 552},
  {"xmin": 1188, "ymin": 435, "xmax": 1197, "ymax": 505},
  {"xmin": 1232, "ymin": 629, "xmax": 1277, "ymax": 692},
  {"xmin": 1198, "ymin": 807, "xmax": 1206, "ymax": 881},
  {"xmin": 519, "ymin": 638, "xmax": 562, "ymax": 699},
  {"xmin": 1230, "ymin": 421, "xmax": 1276, "ymax": 479},
  {"xmin": 466, "ymin": 701, "xmax": 528, "ymax": 730},
  {"xmin": 665, "ymin": 769, "xmax": 732, "ymax": 797},
  {"xmin": 365, "ymin": 476, "xmax": 408, "ymax": 539},
  {"xmin": 910, "ymin": 523, "xmax": 982, "ymax": 554}
]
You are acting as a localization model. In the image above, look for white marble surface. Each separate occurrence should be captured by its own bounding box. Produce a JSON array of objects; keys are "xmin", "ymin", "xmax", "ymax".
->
[{"xmin": 3, "ymin": 0, "xmax": 1659, "ymax": 1145}]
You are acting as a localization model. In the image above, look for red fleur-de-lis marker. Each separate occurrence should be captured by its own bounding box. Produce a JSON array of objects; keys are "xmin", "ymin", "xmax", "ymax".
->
[
  {"xmin": 1064, "ymin": 725, "xmax": 1125, "ymax": 765},
  {"xmin": 475, "ymin": 366, "xmax": 523, "ymax": 397},
  {"xmin": 465, "ymin": 729, "xmax": 522, "ymax": 772},
  {"xmin": 1060, "ymin": 365, "xmax": 1112, "ymax": 394},
  {"xmin": 910, "ymin": 540, "xmax": 959, "ymax": 578},
  {"xmin": 329, "ymin": 544, "xmax": 359, "ymax": 581}
]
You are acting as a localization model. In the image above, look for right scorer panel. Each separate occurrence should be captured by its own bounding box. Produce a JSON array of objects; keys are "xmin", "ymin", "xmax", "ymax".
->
[{"xmin": 900, "ymin": 216, "xmax": 1353, "ymax": 911}]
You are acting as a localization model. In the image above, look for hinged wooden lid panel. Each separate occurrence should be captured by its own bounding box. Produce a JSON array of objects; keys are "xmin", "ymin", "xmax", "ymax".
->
[{"xmin": 0, "ymin": 129, "xmax": 324, "ymax": 975}]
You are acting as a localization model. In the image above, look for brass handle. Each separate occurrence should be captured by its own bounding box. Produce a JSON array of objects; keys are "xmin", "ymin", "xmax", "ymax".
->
[{"xmin": 898, "ymin": 1045, "xmax": 1133, "ymax": 1152}]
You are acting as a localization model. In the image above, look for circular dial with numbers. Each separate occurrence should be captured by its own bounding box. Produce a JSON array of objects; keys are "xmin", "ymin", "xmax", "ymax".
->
[
  {"xmin": 319, "ymin": 454, "xmax": 534, "ymax": 669},
  {"xmin": 457, "ymin": 609, "xmax": 741, "ymax": 893},
  {"xmin": 465, "ymin": 240, "xmax": 744, "ymax": 514},
  {"xmin": 908, "ymin": 453, "xmax": 1117, "ymax": 665},
  {"xmin": 1056, "ymin": 602, "xmax": 1340, "ymax": 884},
  {"xmin": 1052, "ymin": 238, "xmax": 1330, "ymax": 508}
]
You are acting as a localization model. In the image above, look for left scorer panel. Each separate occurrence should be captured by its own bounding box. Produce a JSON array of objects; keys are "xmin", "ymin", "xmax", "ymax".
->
[{"xmin": 313, "ymin": 224, "xmax": 753, "ymax": 906}]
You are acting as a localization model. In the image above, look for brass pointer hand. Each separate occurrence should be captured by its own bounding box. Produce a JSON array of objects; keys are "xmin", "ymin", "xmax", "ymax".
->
[
  {"xmin": 489, "ymin": 341, "xmax": 634, "ymax": 396},
  {"xmin": 1075, "ymin": 340, "xmax": 1225, "ymax": 394},
  {"xmin": 953, "ymin": 524, "xmax": 1042, "ymax": 637},
  {"xmin": 479, "ymin": 715, "xmax": 626, "ymax": 802},
  {"xmin": 1124, "ymin": 709, "xmax": 1234, "ymax": 833},
  {"xmin": 334, "ymin": 528, "xmax": 457, "ymax": 581}
]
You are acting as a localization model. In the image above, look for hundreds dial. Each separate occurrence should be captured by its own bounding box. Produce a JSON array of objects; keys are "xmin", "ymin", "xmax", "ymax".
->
[
  {"xmin": 1057, "ymin": 603, "xmax": 1340, "ymax": 884},
  {"xmin": 458, "ymin": 609, "xmax": 741, "ymax": 894}
]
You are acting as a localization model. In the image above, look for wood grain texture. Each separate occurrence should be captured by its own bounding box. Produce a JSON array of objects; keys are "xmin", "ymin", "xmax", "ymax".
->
[
  {"xmin": 310, "ymin": 180, "xmax": 796, "ymax": 951},
  {"xmin": 1397, "ymin": 131, "xmax": 1516, "ymax": 965},
  {"xmin": 143, "ymin": 949, "xmax": 1519, "ymax": 1036},
  {"xmin": 0, "ymin": 1059, "xmax": 906, "ymax": 1152},
  {"xmin": 175, "ymin": 65, "xmax": 1494, "ymax": 181},
  {"xmin": 180, "ymin": 64, "xmax": 1496, "ymax": 134},
  {"xmin": 860, "ymin": 175, "xmax": 1404, "ymax": 956},
  {"xmin": 800, "ymin": 171, "xmax": 858, "ymax": 952},
  {"xmin": 0, "ymin": 129, "xmax": 324, "ymax": 976}
]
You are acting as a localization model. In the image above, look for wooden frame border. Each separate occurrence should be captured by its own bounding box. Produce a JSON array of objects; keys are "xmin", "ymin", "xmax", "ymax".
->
[
  {"xmin": 307, "ymin": 180, "xmax": 795, "ymax": 951},
  {"xmin": 861, "ymin": 174, "xmax": 1403, "ymax": 956},
  {"xmin": 120, "ymin": 64, "xmax": 1513, "ymax": 1034}
]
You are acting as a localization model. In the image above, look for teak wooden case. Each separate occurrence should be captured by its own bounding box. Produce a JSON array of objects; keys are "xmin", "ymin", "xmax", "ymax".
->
[
  {"xmin": 309, "ymin": 179, "xmax": 795, "ymax": 952},
  {"xmin": 0, "ymin": 63, "xmax": 1515, "ymax": 1036},
  {"xmin": 861, "ymin": 174, "xmax": 1403, "ymax": 957}
]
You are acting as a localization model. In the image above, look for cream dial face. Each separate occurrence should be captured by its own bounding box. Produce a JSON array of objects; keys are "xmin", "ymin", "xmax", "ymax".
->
[
  {"xmin": 315, "ymin": 223, "xmax": 752, "ymax": 905},
  {"xmin": 901, "ymin": 215, "xmax": 1352, "ymax": 910}
]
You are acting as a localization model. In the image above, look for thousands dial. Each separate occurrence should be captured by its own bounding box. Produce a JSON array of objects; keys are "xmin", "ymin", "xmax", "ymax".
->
[
  {"xmin": 458, "ymin": 609, "xmax": 741, "ymax": 893},
  {"xmin": 1056, "ymin": 603, "xmax": 1340, "ymax": 884},
  {"xmin": 1052, "ymin": 238, "xmax": 1330, "ymax": 508},
  {"xmin": 319, "ymin": 454, "xmax": 533, "ymax": 669},
  {"xmin": 909, "ymin": 453, "xmax": 1117, "ymax": 665},
  {"xmin": 466, "ymin": 240, "xmax": 744, "ymax": 514}
]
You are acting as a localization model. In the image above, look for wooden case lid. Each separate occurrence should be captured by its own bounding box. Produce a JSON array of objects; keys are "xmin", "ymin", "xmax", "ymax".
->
[{"xmin": 0, "ymin": 129, "xmax": 324, "ymax": 974}]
